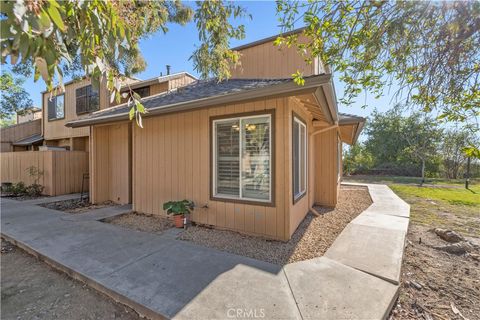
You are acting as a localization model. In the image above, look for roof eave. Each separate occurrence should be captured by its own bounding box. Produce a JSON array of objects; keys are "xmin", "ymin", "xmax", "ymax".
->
[
  {"xmin": 352, "ymin": 121, "xmax": 365, "ymax": 144},
  {"xmin": 123, "ymin": 72, "xmax": 198, "ymax": 91},
  {"xmin": 67, "ymin": 74, "xmax": 332, "ymax": 128}
]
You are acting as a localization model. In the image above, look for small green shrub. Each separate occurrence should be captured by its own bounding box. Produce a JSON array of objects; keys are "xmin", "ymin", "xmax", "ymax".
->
[
  {"xmin": 26, "ymin": 183, "xmax": 44, "ymax": 197},
  {"xmin": 11, "ymin": 182, "xmax": 27, "ymax": 196},
  {"xmin": 163, "ymin": 200, "xmax": 194, "ymax": 216}
]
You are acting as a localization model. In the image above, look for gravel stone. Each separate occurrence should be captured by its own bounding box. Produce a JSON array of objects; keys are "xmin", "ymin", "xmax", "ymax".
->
[
  {"xmin": 106, "ymin": 212, "xmax": 175, "ymax": 234},
  {"xmin": 40, "ymin": 199, "xmax": 117, "ymax": 213},
  {"xmin": 178, "ymin": 185, "xmax": 372, "ymax": 265}
]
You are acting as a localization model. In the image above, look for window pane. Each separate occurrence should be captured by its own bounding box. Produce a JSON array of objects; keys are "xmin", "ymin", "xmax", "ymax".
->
[
  {"xmin": 55, "ymin": 95, "xmax": 64, "ymax": 118},
  {"xmin": 300, "ymin": 124, "xmax": 306, "ymax": 192},
  {"xmin": 134, "ymin": 86, "xmax": 150, "ymax": 98},
  {"xmin": 293, "ymin": 118, "xmax": 306, "ymax": 199},
  {"xmin": 216, "ymin": 120, "xmax": 240, "ymax": 197},
  {"xmin": 76, "ymin": 87, "xmax": 86, "ymax": 97},
  {"xmin": 88, "ymin": 94, "xmax": 99, "ymax": 111},
  {"xmin": 88, "ymin": 85, "xmax": 100, "ymax": 111},
  {"xmin": 241, "ymin": 116, "xmax": 270, "ymax": 200},
  {"xmin": 76, "ymin": 86, "xmax": 87, "ymax": 114},
  {"xmin": 48, "ymin": 98, "xmax": 56, "ymax": 120},
  {"xmin": 293, "ymin": 121, "xmax": 300, "ymax": 196}
]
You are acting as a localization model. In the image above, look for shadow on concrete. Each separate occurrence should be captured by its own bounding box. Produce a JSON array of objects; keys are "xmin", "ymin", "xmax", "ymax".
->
[{"xmin": 1, "ymin": 198, "xmax": 298, "ymax": 319}]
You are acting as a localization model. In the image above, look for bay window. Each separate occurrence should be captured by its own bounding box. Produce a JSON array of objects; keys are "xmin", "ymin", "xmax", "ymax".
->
[
  {"xmin": 293, "ymin": 115, "xmax": 307, "ymax": 201},
  {"xmin": 213, "ymin": 113, "xmax": 272, "ymax": 203}
]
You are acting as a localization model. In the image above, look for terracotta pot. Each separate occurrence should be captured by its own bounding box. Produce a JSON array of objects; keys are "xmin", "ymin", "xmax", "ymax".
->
[{"xmin": 173, "ymin": 214, "xmax": 184, "ymax": 228}]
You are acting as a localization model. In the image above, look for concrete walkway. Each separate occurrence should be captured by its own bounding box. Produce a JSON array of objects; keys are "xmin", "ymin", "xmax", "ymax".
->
[{"xmin": 1, "ymin": 184, "xmax": 409, "ymax": 320}]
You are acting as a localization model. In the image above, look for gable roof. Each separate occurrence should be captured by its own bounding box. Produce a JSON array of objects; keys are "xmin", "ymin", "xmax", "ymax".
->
[{"xmin": 66, "ymin": 74, "xmax": 334, "ymax": 128}]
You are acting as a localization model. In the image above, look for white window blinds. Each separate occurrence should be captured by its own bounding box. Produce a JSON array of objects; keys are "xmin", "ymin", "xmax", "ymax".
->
[{"xmin": 214, "ymin": 114, "xmax": 272, "ymax": 202}]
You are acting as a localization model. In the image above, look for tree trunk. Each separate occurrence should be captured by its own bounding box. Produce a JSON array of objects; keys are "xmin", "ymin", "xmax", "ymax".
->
[
  {"xmin": 466, "ymin": 157, "xmax": 471, "ymax": 189},
  {"xmin": 421, "ymin": 159, "xmax": 426, "ymax": 185}
]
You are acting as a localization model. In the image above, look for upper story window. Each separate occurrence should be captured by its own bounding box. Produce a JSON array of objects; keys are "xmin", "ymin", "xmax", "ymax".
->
[
  {"xmin": 212, "ymin": 113, "xmax": 272, "ymax": 204},
  {"xmin": 76, "ymin": 85, "xmax": 99, "ymax": 114},
  {"xmin": 293, "ymin": 115, "xmax": 307, "ymax": 201},
  {"xmin": 47, "ymin": 94, "xmax": 65, "ymax": 120},
  {"xmin": 133, "ymin": 86, "xmax": 150, "ymax": 98}
]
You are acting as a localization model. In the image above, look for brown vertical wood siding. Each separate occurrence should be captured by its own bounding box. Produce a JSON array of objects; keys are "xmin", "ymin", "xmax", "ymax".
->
[
  {"xmin": 231, "ymin": 35, "xmax": 322, "ymax": 79},
  {"xmin": 313, "ymin": 128, "xmax": 340, "ymax": 207},
  {"xmin": 90, "ymin": 122, "xmax": 131, "ymax": 204},
  {"xmin": 128, "ymin": 96, "xmax": 307, "ymax": 240},
  {"xmin": 90, "ymin": 94, "xmax": 335, "ymax": 240}
]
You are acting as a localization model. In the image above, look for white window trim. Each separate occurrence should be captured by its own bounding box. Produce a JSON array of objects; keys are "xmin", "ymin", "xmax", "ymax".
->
[
  {"xmin": 212, "ymin": 114, "xmax": 272, "ymax": 203},
  {"xmin": 293, "ymin": 116, "xmax": 307, "ymax": 201}
]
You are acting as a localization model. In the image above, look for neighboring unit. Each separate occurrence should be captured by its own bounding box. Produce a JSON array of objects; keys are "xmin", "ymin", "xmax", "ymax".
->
[
  {"xmin": 42, "ymin": 72, "xmax": 197, "ymax": 151},
  {"xmin": 0, "ymin": 70, "xmax": 196, "ymax": 197},
  {"xmin": 0, "ymin": 119, "xmax": 42, "ymax": 152},
  {"xmin": 16, "ymin": 107, "xmax": 42, "ymax": 124},
  {"xmin": 67, "ymin": 29, "xmax": 365, "ymax": 241}
]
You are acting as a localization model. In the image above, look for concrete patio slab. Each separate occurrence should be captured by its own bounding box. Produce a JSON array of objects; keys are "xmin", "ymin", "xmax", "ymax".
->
[
  {"xmin": 325, "ymin": 223, "xmax": 406, "ymax": 284},
  {"xmin": 284, "ymin": 257, "xmax": 399, "ymax": 320},
  {"xmin": 102, "ymin": 240, "xmax": 300, "ymax": 320},
  {"xmin": 351, "ymin": 211, "xmax": 409, "ymax": 232}
]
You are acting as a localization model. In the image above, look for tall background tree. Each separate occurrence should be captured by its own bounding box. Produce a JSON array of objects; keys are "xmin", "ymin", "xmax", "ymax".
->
[
  {"xmin": 343, "ymin": 107, "xmax": 479, "ymax": 180},
  {"xmin": 1, "ymin": 0, "xmax": 478, "ymax": 154},
  {"xmin": 0, "ymin": 0, "xmax": 247, "ymax": 124},
  {"xmin": 400, "ymin": 113, "xmax": 443, "ymax": 184},
  {"xmin": 276, "ymin": 1, "xmax": 479, "ymax": 154},
  {"xmin": 0, "ymin": 71, "xmax": 33, "ymax": 120},
  {"xmin": 441, "ymin": 129, "xmax": 472, "ymax": 179}
]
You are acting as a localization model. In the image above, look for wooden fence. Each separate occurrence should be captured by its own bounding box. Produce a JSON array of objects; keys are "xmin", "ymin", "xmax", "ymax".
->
[{"xmin": 0, "ymin": 151, "xmax": 89, "ymax": 196}]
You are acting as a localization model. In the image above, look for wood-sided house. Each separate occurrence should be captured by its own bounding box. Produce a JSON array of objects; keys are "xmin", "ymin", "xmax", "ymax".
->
[{"xmin": 67, "ymin": 30, "xmax": 365, "ymax": 241}]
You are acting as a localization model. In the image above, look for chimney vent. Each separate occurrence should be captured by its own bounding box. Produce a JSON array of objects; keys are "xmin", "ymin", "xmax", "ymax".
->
[{"xmin": 166, "ymin": 65, "xmax": 171, "ymax": 75}]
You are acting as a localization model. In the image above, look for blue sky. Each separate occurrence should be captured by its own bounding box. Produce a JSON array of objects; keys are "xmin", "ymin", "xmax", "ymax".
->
[{"xmin": 13, "ymin": 1, "xmax": 395, "ymax": 119}]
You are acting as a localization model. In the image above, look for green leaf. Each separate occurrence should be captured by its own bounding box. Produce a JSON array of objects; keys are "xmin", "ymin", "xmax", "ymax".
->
[
  {"xmin": 128, "ymin": 107, "xmax": 135, "ymax": 121},
  {"xmin": 34, "ymin": 57, "xmax": 49, "ymax": 82},
  {"xmin": 135, "ymin": 100, "xmax": 145, "ymax": 114},
  {"xmin": 47, "ymin": 5, "xmax": 65, "ymax": 31}
]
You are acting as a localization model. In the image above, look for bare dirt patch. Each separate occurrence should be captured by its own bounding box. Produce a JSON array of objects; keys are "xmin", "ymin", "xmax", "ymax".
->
[
  {"xmin": 1, "ymin": 239, "xmax": 140, "ymax": 320},
  {"xmin": 40, "ymin": 198, "xmax": 117, "ymax": 213},
  {"xmin": 390, "ymin": 225, "xmax": 480, "ymax": 320},
  {"xmin": 105, "ymin": 211, "xmax": 175, "ymax": 234},
  {"xmin": 178, "ymin": 185, "xmax": 372, "ymax": 265}
]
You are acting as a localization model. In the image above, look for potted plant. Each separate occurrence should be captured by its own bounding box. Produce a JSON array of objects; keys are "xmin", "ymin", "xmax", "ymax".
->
[{"xmin": 163, "ymin": 200, "xmax": 194, "ymax": 228}]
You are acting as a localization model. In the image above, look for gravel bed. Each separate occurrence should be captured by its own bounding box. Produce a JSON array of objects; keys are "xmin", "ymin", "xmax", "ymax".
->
[
  {"xmin": 105, "ymin": 212, "xmax": 174, "ymax": 234},
  {"xmin": 1, "ymin": 194, "xmax": 49, "ymax": 201},
  {"xmin": 178, "ymin": 185, "xmax": 372, "ymax": 265},
  {"xmin": 40, "ymin": 198, "xmax": 117, "ymax": 213}
]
